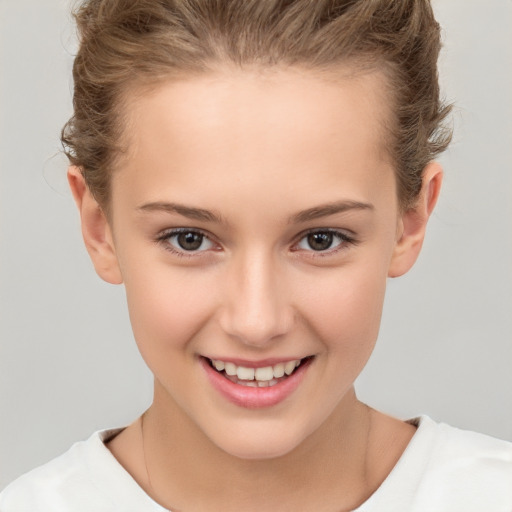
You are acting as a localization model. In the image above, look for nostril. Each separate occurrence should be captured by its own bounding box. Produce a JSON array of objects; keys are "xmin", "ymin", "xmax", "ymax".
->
[{"xmin": 217, "ymin": 282, "xmax": 295, "ymax": 346}]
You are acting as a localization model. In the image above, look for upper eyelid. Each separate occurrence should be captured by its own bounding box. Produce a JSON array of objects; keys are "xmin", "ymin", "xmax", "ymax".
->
[
  {"xmin": 157, "ymin": 226, "xmax": 351, "ymax": 239},
  {"xmin": 156, "ymin": 228, "xmax": 217, "ymax": 253},
  {"xmin": 293, "ymin": 228, "xmax": 352, "ymax": 246},
  {"xmin": 157, "ymin": 227, "xmax": 215, "ymax": 240},
  {"xmin": 297, "ymin": 227, "xmax": 352, "ymax": 236},
  {"xmin": 156, "ymin": 227, "xmax": 355, "ymax": 252},
  {"xmin": 293, "ymin": 227, "xmax": 354, "ymax": 243}
]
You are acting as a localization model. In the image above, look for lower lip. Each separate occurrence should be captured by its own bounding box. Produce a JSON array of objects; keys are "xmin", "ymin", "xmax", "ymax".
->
[{"xmin": 201, "ymin": 357, "xmax": 313, "ymax": 409}]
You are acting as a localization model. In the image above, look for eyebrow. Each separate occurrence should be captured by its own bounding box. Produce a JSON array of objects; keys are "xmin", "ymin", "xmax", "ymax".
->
[
  {"xmin": 289, "ymin": 200, "xmax": 374, "ymax": 224},
  {"xmin": 137, "ymin": 199, "xmax": 374, "ymax": 224},
  {"xmin": 137, "ymin": 201, "xmax": 225, "ymax": 224}
]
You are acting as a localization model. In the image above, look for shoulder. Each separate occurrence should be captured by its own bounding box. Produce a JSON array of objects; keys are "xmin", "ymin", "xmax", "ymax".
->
[
  {"xmin": 358, "ymin": 416, "xmax": 512, "ymax": 512},
  {"xmin": 0, "ymin": 428, "xmax": 136, "ymax": 512},
  {"xmin": 421, "ymin": 415, "xmax": 512, "ymax": 472},
  {"xmin": 436, "ymin": 417, "xmax": 512, "ymax": 450},
  {"xmin": 410, "ymin": 416, "xmax": 512, "ymax": 510}
]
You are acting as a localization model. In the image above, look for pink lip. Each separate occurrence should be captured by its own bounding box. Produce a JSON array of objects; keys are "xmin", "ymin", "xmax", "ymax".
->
[{"xmin": 201, "ymin": 356, "xmax": 313, "ymax": 409}]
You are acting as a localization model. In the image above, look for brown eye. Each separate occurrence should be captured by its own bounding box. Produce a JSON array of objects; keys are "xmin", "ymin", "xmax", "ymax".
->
[
  {"xmin": 306, "ymin": 232, "xmax": 334, "ymax": 251},
  {"xmin": 177, "ymin": 232, "xmax": 204, "ymax": 250},
  {"xmin": 163, "ymin": 230, "xmax": 214, "ymax": 253},
  {"xmin": 296, "ymin": 230, "xmax": 350, "ymax": 253}
]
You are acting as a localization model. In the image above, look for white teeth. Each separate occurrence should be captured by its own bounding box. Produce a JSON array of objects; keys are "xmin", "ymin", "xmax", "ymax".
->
[
  {"xmin": 213, "ymin": 360, "xmax": 225, "ymax": 371},
  {"xmin": 255, "ymin": 366, "xmax": 274, "ymax": 381},
  {"xmin": 256, "ymin": 379, "xmax": 279, "ymax": 388},
  {"xmin": 273, "ymin": 363, "xmax": 285, "ymax": 378},
  {"xmin": 236, "ymin": 366, "xmax": 255, "ymax": 380},
  {"xmin": 284, "ymin": 360, "xmax": 297, "ymax": 375},
  {"xmin": 224, "ymin": 362, "xmax": 237, "ymax": 376},
  {"xmin": 210, "ymin": 358, "xmax": 305, "ymax": 382}
]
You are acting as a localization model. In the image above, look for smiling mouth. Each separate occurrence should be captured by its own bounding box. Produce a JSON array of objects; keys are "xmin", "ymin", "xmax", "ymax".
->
[{"xmin": 205, "ymin": 356, "xmax": 313, "ymax": 388}]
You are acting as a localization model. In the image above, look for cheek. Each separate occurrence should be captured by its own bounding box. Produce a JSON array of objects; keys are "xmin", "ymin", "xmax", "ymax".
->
[
  {"xmin": 123, "ymin": 264, "xmax": 219, "ymax": 363},
  {"xmin": 298, "ymin": 263, "xmax": 387, "ymax": 356}
]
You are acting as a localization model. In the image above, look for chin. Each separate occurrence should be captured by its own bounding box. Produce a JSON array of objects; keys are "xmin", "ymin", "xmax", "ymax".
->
[
  {"xmin": 222, "ymin": 438, "xmax": 299, "ymax": 461},
  {"xmin": 208, "ymin": 421, "xmax": 310, "ymax": 461}
]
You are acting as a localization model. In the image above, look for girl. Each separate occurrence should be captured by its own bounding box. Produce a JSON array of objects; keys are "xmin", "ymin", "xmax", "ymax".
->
[{"xmin": 1, "ymin": 0, "xmax": 511, "ymax": 510}]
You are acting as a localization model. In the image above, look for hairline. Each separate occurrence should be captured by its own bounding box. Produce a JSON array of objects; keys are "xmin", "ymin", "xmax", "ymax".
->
[{"xmin": 97, "ymin": 59, "xmax": 401, "ymax": 216}]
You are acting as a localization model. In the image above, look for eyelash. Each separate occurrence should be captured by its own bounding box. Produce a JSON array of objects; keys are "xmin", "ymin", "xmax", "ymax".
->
[
  {"xmin": 155, "ymin": 228, "xmax": 357, "ymax": 259},
  {"xmin": 156, "ymin": 228, "xmax": 218, "ymax": 259},
  {"xmin": 293, "ymin": 228, "xmax": 358, "ymax": 258}
]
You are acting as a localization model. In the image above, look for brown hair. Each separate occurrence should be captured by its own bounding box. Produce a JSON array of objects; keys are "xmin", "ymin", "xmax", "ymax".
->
[{"xmin": 62, "ymin": 0, "xmax": 452, "ymax": 210}]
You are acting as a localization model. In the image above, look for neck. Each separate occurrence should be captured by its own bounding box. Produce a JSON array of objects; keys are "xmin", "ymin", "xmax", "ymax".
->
[{"xmin": 141, "ymin": 382, "xmax": 375, "ymax": 512}]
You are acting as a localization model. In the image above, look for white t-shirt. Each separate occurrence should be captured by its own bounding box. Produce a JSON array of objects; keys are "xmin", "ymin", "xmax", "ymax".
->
[{"xmin": 1, "ymin": 416, "xmax": 511, "ymax": 511}]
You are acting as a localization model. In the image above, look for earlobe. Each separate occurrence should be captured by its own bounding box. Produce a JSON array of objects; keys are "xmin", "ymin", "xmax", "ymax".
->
[
  {"xmin": 388, "ymin": 162, "xmax": 443, "ymax": 278},
  {"xmin": 67, "ymin": 166, "xmax": 123, "ymax": 285}
]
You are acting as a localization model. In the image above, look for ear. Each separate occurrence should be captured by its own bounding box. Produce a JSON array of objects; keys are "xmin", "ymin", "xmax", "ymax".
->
[
  {"xmin": 388, "ymin": 162, "xmax": 443, "ymax": 278},
  {"xmin": 68, "ymin": 166, "xmax": 123, "ymax": 284}
]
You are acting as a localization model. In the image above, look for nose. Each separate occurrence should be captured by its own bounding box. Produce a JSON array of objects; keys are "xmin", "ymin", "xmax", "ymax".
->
[{"xmin": 218, "ymin": 249, "xmax": 294, "ymax": 348}]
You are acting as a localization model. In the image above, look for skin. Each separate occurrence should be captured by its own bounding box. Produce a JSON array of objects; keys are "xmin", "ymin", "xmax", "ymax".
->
[{"xmin": 69, "ymin": 66, "xmax": 442, "ymax": 511}]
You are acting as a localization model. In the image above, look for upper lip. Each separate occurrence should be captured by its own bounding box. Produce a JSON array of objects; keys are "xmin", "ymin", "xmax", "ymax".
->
[{"xmin": 201, "ymin": 355, "xmax": 312, "ymax": 368}]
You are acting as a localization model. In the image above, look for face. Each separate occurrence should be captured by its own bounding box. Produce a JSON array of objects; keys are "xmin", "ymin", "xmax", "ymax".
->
[{"xmin": 88, "ymin": 68, "xmax": 413, "ymax": 459}]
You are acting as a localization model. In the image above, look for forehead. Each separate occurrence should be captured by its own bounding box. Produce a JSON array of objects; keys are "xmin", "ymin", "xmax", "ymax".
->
[
  {"xmin": 125, "ymin": 66, "xmax": 391, "ymax": 153},
  {"xmin": 113, "ymin": 67, "xmax": 395, "ymax": 214}
]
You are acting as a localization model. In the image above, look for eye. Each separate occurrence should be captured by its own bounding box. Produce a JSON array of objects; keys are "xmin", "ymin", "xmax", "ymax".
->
[
  {"xmin": 158, "ymin": 229, "xmax": 215, "ymax": 254},
  {"xmin": 295, "ymin": 230, "xmax": 352, "ymax": 253}
]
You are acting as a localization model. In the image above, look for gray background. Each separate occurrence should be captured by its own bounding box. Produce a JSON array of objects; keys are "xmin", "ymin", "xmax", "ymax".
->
[{"xmin": 1, "ymin": 0, "xmax": 511, "ymax": 489}]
